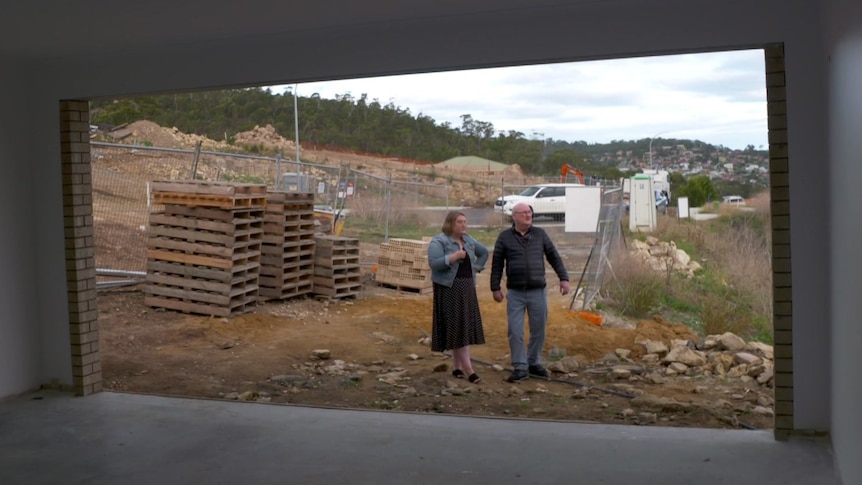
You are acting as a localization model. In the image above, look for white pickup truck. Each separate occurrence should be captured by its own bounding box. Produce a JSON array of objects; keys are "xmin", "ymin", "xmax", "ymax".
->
[{"xmin": 499, "ymin": 183, "xmax": 584, "ymax": 220}]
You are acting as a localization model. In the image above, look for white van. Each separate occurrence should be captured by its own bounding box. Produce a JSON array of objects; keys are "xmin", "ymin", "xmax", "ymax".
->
[
  {"xmin": 501, "ymin": 183, "xmax": 584, "ymax": 220},
  {"xmin": 722, "ymin": 195, "xmax": 746, "ymax": 206}
]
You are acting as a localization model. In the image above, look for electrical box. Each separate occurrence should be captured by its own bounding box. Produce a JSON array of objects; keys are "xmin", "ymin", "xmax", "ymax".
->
[{"xmin": 282, "ymin": 172, "xmax": 308, "ymax": 192}]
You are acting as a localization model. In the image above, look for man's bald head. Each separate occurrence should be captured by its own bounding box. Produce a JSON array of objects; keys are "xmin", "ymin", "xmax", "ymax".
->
[{"xmin": 511, "ymin": 203, "xmax": 533, "ymax": 231}]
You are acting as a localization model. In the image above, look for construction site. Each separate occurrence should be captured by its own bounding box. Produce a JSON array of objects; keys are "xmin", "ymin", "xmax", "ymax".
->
[{"xmin": 93, "ymin": 121, "xmax": 776, "ymax": 431}]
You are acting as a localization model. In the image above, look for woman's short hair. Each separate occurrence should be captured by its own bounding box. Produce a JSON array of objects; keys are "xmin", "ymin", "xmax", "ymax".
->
[{"xmin": 441, "ymin": 210, "xmax": 466, "ymax": 235}]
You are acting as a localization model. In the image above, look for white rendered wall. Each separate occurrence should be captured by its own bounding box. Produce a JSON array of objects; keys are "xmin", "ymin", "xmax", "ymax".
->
[
  {"xmin": 8, "ymin": 0, "xmax": 831, "ymax": 435},
  {"xmin": 823, "ymin": 0, "xmax": 862, "ymax": 482},
  {"xmin": 564, "ymin": 186, "xmax": 601, "ymax": 233},
  {"xmin": 0, "ymin": 62, "xmax": 42, "ymax": 397}
]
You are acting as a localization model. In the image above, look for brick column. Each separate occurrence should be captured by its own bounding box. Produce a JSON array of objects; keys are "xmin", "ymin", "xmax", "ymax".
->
[
  {"xmin": 59, "ymin": 101, "xmax": 101, "ymax": 396},
  {"xmin": 764, "ymin": 44, "xmax": 792, "ymax": 440}
]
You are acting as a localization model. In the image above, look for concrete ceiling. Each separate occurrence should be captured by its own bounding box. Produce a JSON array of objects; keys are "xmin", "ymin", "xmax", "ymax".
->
[{"xmin": 3, "ymin": 0, "xmax": 627, "ymax": 61}]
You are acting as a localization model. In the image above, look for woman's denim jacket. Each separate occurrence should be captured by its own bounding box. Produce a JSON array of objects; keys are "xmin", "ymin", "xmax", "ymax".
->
[{"xmin": 427, "ymin": 232, "xmax": 489, "ymax": 288}]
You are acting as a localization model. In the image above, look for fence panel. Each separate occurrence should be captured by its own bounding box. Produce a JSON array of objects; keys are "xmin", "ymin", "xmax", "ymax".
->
[
  {"xmin": 571, "ymin": 186, "xmax": 625, "ymax": 311},
  {"xmin": 92, "ymin": 142, "xmax": 453, "ymax": 284},
  {"xmin": 336, "ymin": 168, "xmax": 449, "ymax": 243},
  {"xmin": 92, "ymin": 142, "xmax": 285, "ymax": 283},
  {"xmin": 92, "ymin": 144, "xmax": 197, "ymax": 282}
]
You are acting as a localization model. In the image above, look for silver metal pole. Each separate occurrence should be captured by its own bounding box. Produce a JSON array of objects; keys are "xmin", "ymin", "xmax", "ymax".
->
[
  {"xmin": 649, "ymin": 138, "xmax": 654, "ymax": 168},
  {"xmin": 275, "ymin": 151, "xmax": 282, "ymax": 190},
  {"xmin": 294, "ymin": 84, "xmax": 302, "ymax": 190},
  {"xmin": 190, "ymin": 140, "xmax": 202, "ymax": 179},
  {"xmin": 385, "ymin": 172, "xmax": 392, "ymax": 242}
]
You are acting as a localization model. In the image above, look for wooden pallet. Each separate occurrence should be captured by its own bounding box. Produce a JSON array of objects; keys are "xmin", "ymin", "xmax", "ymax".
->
[
  {"xmin": 146, "ymin": 260, "xmax": 258, "ymax": 283},
  {"xmin": 315, "ymin": 254, "xmax": 360, "ymax": 268},
  {"xmin": 144, "ymin": 281, "xmax": 259, "ymax": 317},
  {"xmin": 377, "ymin": 281, "xmax": 433, "ymax": 295},
  {"xmin": 258, "ymin": 195, "xmax": 317, "ymax": 300},
  {"xmin": 145, "ymin": 184, "xmax": 266, "ymax": 316},
  {"xmin": 258, "ymin": 281, "xmax": 314, "ymax": 301},
  {"xmin": 152, "ymin": 193, "xmax": 267, "ymax": 209},
  {"xmin": 311, "ymin": 284, "xmax": 362, "ymax": 300},
  {"xmin": 150, "ymin": 212, "xmax": 264, "ymax": 235},
  {"xmin": 148, "ymin": 233, "xmax": 262, "ymax": 256},
  {"xmin": 315, "ymin": 235, "xmax": 360, "ymax": 248},
  {"xmin": 265, "ymin": 191, "xmax": 314, "ymax": 203},
  {"xmin": 143, "ymin": 293, "xmax": 258, "ymax": 317},
  {"xmin": 262, "ymin": 230, "xmax": 315, "ymax": 245},
  {"xmin": 258, "ymin": 273, "xmax": 314, "ymax": 300},
  {"xmin": 313, "ymin": 263, "xmax": 361, "ymax": 278},
  {"xmin": 151, "ymin": 181, "xmax": 267, "ymax": 210},
  {"xmin": 146, "ymin": 248, "xmax": 260, "ymax": 270},
  {"xmin": 260, "ymin": 269, "xmax": 313, "ymax": 285},
  {"xmin": 265, "ymin": 203, "xmax": 315, "ymax": 214},
  {"xmin": 260, "ymin": 248, "xmax": 315, "ymax": 265},
  {"xmin": 264, "ymin": 214, "xmax": 314, "ymax": 227},
  {"xmin": 152, "ymin": 180, "xmax": 268, "ymax": 196},
  {"xmin": 310, "ymin": 235, "xmax": 362, "ymax": 299},
  {"xmin": 158, "ymin": 204, "xmax": 265, "ymax": 223}
]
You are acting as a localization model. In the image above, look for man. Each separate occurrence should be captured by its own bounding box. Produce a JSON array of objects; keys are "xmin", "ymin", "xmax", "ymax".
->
[{"xmin": 490, "ymin": 202, "xmax": 570, "ymax": 383}]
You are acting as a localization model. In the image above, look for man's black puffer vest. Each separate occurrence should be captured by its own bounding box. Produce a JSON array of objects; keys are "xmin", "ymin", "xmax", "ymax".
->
[{"xmin": 490, "ymin": 225, "xmax": 568, "ymax": 291}]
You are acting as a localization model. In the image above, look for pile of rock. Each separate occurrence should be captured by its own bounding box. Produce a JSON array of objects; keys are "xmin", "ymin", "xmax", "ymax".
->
[
  {"xmin": 234, "ymin": 124, "xmax": 297, "ymax": 153},
  {"xmin": 630, "ymin": 236, "xmax": 702, "ymax": 277},
  {"xmin": 548, "ymin": 330, "xmax": 774, "ymax": 390},
  {"xmin": 639, "ymin": 331, "xmax": 773, "ymax": 386}
]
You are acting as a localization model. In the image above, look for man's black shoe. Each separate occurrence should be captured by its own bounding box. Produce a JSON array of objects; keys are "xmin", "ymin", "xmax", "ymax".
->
[
  {"xmin": 528, "ymin": 365, "xmax": 549, "ymax": 378},
  {"xmin": 506, "ymin": 369, "xmax": 530, "ymax": 383}
]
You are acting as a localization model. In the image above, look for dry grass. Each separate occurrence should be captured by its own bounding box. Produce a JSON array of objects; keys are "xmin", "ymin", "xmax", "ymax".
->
[
  {"xmin": 604, "ymin": 249, "xmax": 666, "ymax": 319},
  {"xmin": 618, "ymin": 190, "xmax": 773, "ymax": 341}
]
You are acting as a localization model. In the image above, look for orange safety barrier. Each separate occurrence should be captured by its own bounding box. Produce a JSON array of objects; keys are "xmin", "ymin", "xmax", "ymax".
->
[{"xmin": 568, "ymin": 310, "xmax": 603, "ymax": 326}]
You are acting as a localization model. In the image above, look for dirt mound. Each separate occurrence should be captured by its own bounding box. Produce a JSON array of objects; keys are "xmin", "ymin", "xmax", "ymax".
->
[
  {"xmin": 110, "ymin": 120, "xmax": 535, "ymax": 206},
  {"xmin": 126, "ymin": 120, "xmax": 231, "ymax": 151},
  {"xmin": 234, "ymin": 124, "xmax": 297, "ymax": 154}
]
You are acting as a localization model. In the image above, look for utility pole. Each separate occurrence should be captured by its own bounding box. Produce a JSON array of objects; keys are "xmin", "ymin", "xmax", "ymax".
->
[
  {"xmin": 294, "ymin": 84, "xmax": 302, "ymax": 190},
  {"xmin": 649, "ymin": 131, "xmax": 669, "ymax": 169}
]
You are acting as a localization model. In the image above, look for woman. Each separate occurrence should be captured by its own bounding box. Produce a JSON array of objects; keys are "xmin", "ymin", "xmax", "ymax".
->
[{"xmin": 427, "ymin": 210, "xmax": 489, "ymax": 383}]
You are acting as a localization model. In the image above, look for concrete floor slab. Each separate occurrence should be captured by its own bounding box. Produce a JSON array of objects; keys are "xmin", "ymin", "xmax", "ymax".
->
[{"xmin": 0, "ymin": 390, "xmax": 839, "ymax": 485}]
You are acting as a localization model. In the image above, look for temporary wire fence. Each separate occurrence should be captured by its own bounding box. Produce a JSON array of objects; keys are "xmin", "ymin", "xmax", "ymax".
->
[
  {"xmin": 329, "ymin": 167, "xmax": 450, "ymax": 244},
  {"xmin": 570, "ymin": 186, "xmax": 626, "ymax": 311},
  {"xmin": 91, "ymin": 141, "xmax": 449, "ymax": 284}
]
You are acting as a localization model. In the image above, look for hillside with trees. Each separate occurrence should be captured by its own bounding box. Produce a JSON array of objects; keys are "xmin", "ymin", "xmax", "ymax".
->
[{"xmin": 90, "ymin": 87, "xmax": 769, "ymax": 200}]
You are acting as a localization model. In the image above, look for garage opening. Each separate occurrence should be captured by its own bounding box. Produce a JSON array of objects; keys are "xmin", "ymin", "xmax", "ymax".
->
[{"xmin": 64, "ymin": 46, "xmax": 788, "ymax": 435}]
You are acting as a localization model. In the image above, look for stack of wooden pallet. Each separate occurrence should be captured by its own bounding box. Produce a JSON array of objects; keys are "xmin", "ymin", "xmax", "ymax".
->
[
  {"xmin": 312, "ymin": 235, "xmax": 362, "ymax": 300},
  {"xmin": 376, "ymin": 238, "xmax": 432, "ymax": 295},
  {"xmin": 144, "ymin": 180, "xmax": 266, "ymax": 317},
  {"xmin": 258, "ymin": 191, "xmax": 316, "ymax": 301}
]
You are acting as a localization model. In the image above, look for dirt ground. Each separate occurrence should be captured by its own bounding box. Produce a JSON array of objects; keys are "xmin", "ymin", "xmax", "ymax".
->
[{"xmin": 99, "ymin": 245, "xmax": 774, "ymax": 431}]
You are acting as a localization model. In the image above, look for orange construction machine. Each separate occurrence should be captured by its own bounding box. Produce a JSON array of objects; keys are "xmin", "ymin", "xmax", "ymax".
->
[{"xmin": 561, "ymin": 164, "xmax": 585, "ymax": 184}]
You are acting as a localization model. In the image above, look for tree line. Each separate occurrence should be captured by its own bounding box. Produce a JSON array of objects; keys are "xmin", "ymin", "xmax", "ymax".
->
[{"xmin": 90, "ymin": 87, "xmax": 764, "ymax": 204}]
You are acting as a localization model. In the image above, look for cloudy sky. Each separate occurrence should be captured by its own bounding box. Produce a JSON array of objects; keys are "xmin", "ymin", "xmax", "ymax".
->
[{"xmin": 277, "ymin": 49, "xmax": 767, "ymax": 151}]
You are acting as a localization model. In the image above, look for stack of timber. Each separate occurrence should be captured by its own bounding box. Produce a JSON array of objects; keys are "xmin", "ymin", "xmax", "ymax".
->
[
  {"xmin": 312, "ymin": 235, "xmax": 362, "ymax": 300},
  {"xmin": 259, "ymin": 191, "xmax": 316, "ymax": 300},
  {"xmin": 144, "ymin": 180, "xmax": 266, "ymax": 317},
  {"xmin": 376, "ymin": 238, "xmax": 432, "ymax": 295}
]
